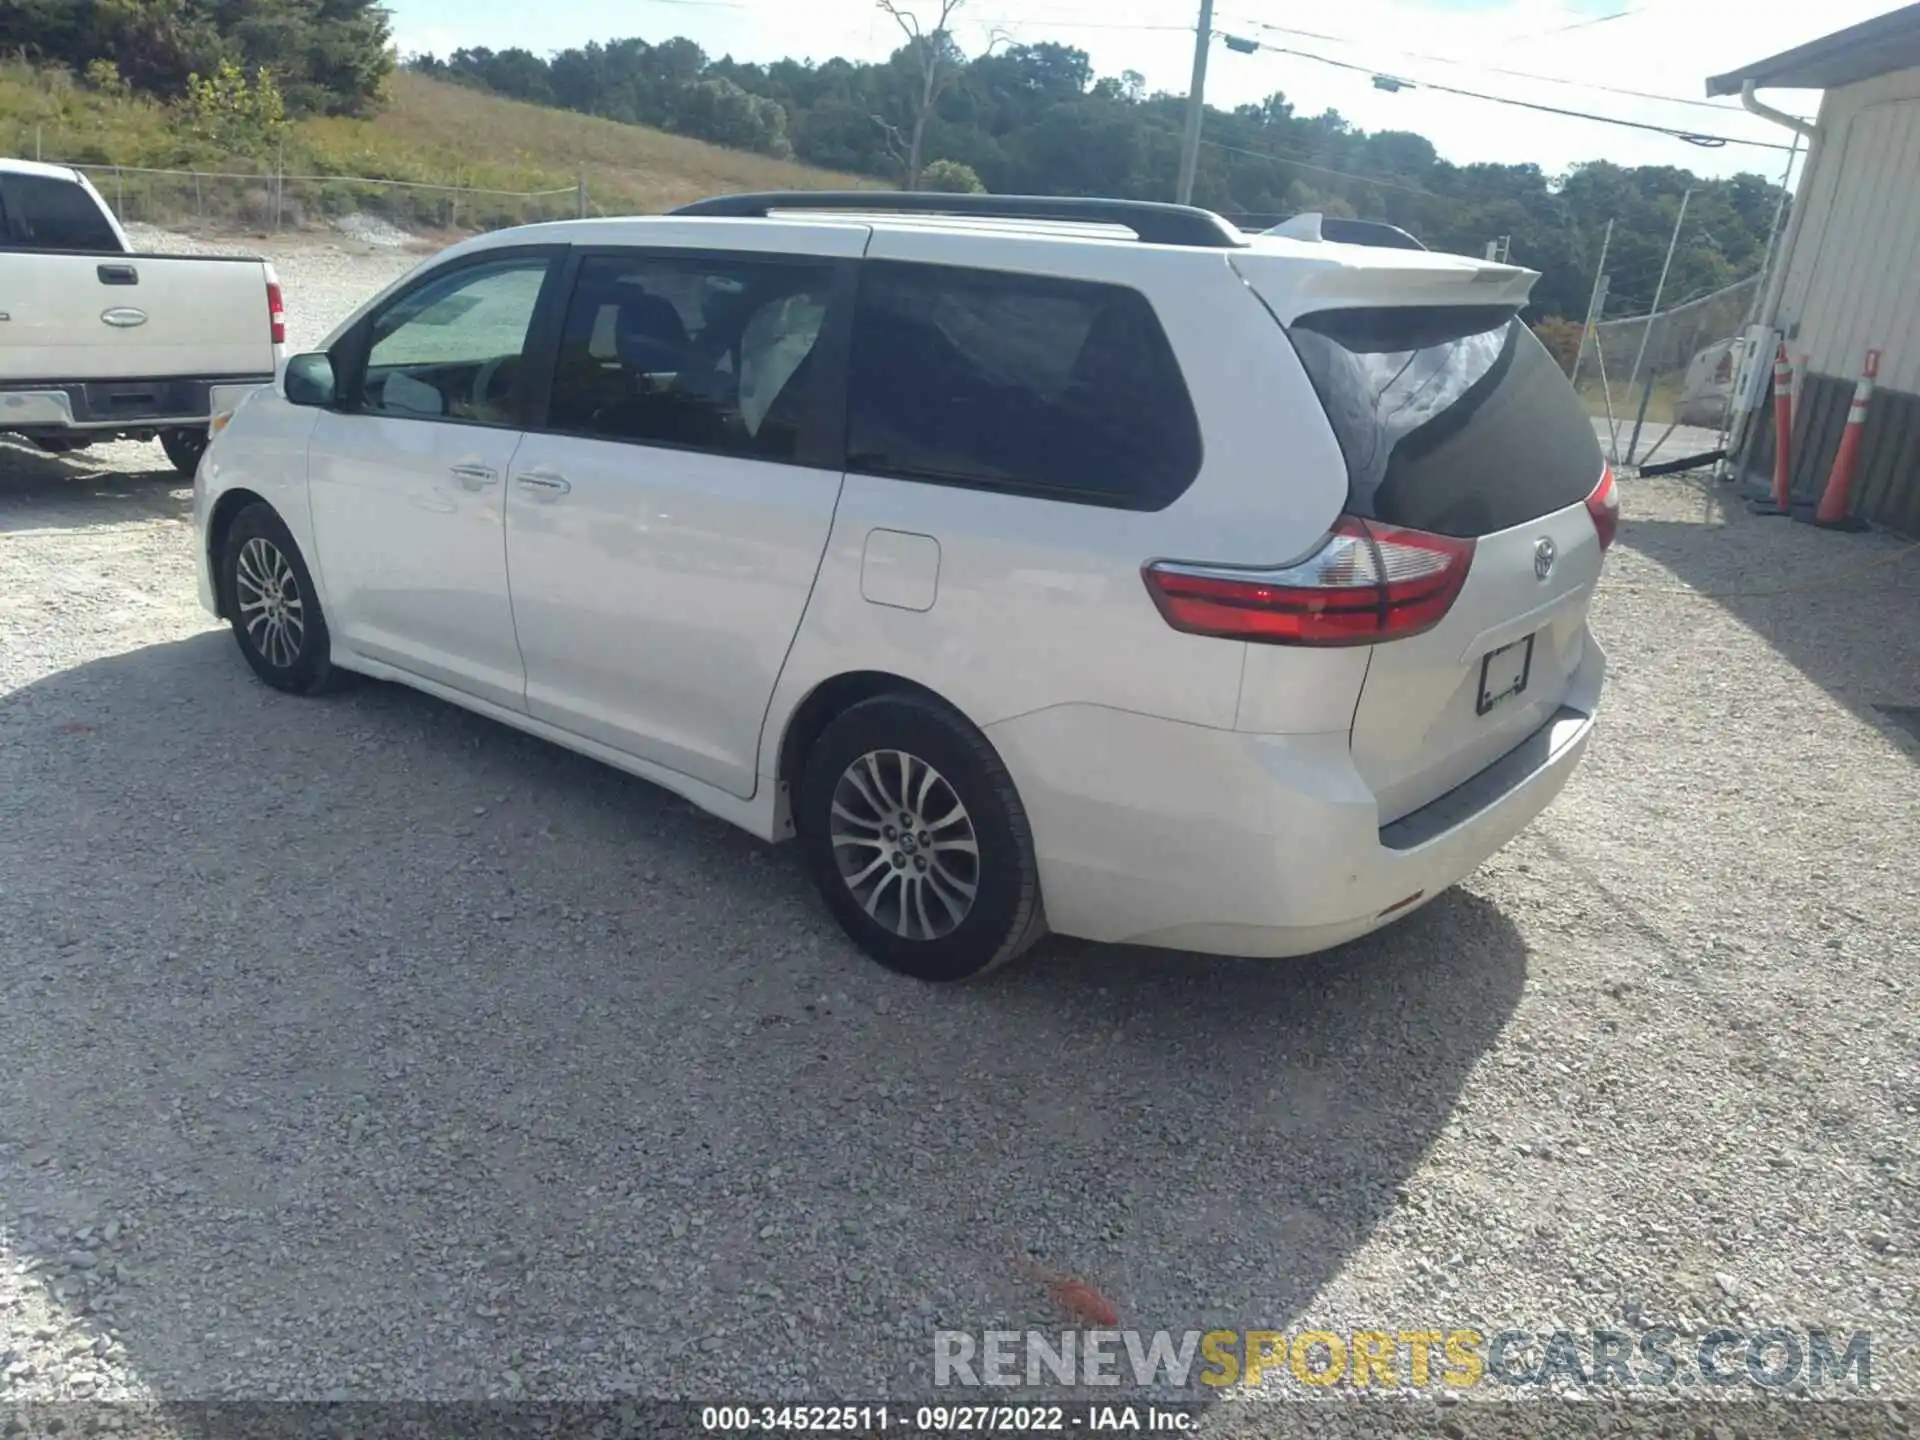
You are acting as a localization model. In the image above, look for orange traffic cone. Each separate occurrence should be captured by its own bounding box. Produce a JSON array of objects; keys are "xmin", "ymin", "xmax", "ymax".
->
[
  {"xmin": 1748, "ymin": 343, "xmax": 1795, "ymax": 516},
  {"xmin": 1803, "ymin": 349, "xmax": 1878, "ymax": 533}
]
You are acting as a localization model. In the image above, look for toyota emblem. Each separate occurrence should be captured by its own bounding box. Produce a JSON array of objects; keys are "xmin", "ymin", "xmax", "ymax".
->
[{"xmin": 1533, "ymin": 537, "xmax": 1557, "ymax": 581}]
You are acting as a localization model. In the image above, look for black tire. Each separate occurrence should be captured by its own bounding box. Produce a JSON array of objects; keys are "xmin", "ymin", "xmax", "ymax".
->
[
  {"xmin": 219, "ymin": 502, "xmax": 344, "ymax": 696},
  {"xmin": 797, "ymin": 693, "xmax": 1045, "ymax": 982},
  {"xmin": 160, "ymin": 427, "xmax": 209, "ymax": 476}
]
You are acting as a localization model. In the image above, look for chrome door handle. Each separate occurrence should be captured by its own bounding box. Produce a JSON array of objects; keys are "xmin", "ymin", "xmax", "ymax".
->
[
  {"xmin": 516, "ymin": 471, "xmax": 572, "ymax": 496},
  {"xmin": 449, "ymin": 463, "xmax": 498, "ymax": 490}
]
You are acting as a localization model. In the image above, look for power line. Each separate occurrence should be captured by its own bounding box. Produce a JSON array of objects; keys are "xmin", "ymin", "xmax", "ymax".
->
[
  {"xmin": 1495, "ymin": 4, "xmax": 1648, "ymax": 46},
  {"xmin": 1237, "ymin": 41, "xmax": 1795, "ymax": 151},
  {"xmin": 1218, "ymin": 17, "xmax": 1755, "ymax": 116}
]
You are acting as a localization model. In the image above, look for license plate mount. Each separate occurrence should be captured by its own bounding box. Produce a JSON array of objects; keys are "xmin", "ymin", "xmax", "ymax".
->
[{"xmin": 1476, "ymin": 634, "xmax": 1535, "ymax": 716}]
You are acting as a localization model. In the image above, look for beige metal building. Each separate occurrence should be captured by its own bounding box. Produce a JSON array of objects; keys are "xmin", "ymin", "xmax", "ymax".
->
[{"xmin": 1709, "ymin": 3, "xmax": 1920, "ymax": 533}]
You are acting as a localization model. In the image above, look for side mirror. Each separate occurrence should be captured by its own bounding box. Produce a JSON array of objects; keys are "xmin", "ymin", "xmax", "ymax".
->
[{"xmin": 283, "ymin": 352, "xmax": 337, "ymax": 408}]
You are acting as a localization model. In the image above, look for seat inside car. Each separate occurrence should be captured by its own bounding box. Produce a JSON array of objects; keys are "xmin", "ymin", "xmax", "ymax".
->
[{"xmin": 615, "ymin": 292, "xmax": 691, "ymax": 373}]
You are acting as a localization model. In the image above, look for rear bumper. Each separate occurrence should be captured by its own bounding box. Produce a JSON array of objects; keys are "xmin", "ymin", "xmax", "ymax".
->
[
  {"xmin": 0, "ymin": 377, "xmax": 270, "ymax": 434},
  {"xmin": 985, "ymin": 636, "xmax": 1603, "ymax": 958}
]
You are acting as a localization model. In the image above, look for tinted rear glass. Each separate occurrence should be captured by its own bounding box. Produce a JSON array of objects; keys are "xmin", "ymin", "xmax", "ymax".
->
[
  {"xmin": 847, "ymin": 260, "xmax": 1202, "ymax": 509},
  {"xmin": 1287, "ymin": 305, "xmax": 1603, "ymax": 537},
  {"xmin": 1, "ymin": 174, "xmax": 121, "ymax": 252}
]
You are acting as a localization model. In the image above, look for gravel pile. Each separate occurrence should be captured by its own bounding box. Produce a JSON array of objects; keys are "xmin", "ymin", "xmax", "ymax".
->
[
  {"xmin": 333, "ymin": 211, "xmax": 424, "ymax": 251},
  {"xmin": 1, "ymin": 244, "xmax": 1916, "ymax": 1416},
  {"xmin": 120, "ymin": 222, "xmax": 201, "ymax": 253}
]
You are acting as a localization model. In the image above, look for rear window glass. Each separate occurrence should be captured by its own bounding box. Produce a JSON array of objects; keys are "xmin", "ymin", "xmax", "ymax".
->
[
  {"xmin": 847, "ymin": 260, "xmax": 1202, "ymax": 509},
  {"xmin": 1, "ymin": 174, "xmax": 121, "ymax": 252},
  {"xmin": 1287, "ymin": 305, "xmax": 1603, "ymax": 537}
]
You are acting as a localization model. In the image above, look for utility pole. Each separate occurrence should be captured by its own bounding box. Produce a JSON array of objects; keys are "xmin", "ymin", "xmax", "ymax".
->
[
  {"xmin": 1569, "ymin": 217, "xmax": 1613, "ymax": 392},
  {"xmin": 1622, "ymin": 187, "xmax": 1691, "ymax": 464},
  {"xmin": 1175, "ymin": 0, "xmax": 1215, "ymax": 207}
]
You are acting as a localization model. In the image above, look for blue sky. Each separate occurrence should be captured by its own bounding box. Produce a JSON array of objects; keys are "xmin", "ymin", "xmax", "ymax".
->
[{"xmin": 384, "ymin": 0, "xmax": 1897, "ymax": 181}]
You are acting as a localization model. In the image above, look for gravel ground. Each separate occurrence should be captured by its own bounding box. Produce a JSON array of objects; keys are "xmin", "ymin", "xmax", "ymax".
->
[{"xmin": 2, "ymin": 241, "xmax": 1919, "ymax": 1426}]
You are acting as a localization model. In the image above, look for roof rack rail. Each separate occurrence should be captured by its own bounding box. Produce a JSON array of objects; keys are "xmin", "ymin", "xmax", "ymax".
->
[{"xmin": 669, "ymin": 191, "xmax": 1248, "ymax": 249}]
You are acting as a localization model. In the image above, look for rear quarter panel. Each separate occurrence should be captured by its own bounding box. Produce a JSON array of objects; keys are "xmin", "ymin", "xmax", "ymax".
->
[{"xmin": 758, "ymin": 234, "xmax": 1360, "ymax": 784}]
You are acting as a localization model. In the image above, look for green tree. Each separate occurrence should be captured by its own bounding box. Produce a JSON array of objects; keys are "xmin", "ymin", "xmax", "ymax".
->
[
  {"xmin": 178, "ymin": 57, "xmax": 286, "ymax": 153},
  {"xmin": 919, "ymin": 158, "xmax": 984, "ymax": 192},
  {"xmin": 0, "ymin": 0, "xmax": 391, "ymax": 115},
  {"xmin": 674, "ymin": 77, "xmax": 792, "ymax": 158}
]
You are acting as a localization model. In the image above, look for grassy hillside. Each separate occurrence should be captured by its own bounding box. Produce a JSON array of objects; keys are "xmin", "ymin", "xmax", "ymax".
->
[
  {"xmin": 0, "ymin": 66, "xmax": 867, "ymax": 231},
  {"xmin": 312, "ymin": 73, "xmax": 870, "ymax": 209}
]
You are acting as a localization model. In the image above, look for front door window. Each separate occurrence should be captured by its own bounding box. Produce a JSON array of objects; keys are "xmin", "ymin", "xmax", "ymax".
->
[{"xmin": 361, "ymin": 257, "xmax": 550, "ymax": 426}]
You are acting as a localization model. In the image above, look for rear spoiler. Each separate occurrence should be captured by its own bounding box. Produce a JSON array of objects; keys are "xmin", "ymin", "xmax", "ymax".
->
[
  {"xmin": 1263, "ymin": 213, "xmax": 1428, "ymax": 251},
  {"xmin": 1232, "ymin": 244, "xmax": 1539, "ymax": 323}
]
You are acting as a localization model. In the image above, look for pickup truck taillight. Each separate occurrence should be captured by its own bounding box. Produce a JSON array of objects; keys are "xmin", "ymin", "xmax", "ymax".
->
[{"xmin": 266, "ymin": 280, "xmax": 286, "ymax": 346}]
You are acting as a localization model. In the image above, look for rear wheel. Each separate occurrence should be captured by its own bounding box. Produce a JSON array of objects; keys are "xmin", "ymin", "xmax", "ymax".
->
[
  {"xmin": 160, "ymin": 427, "xmax": 209, "ymax": 476},
  {"xmin": 219, "ymin": 502, "xmax": 343, "ymax": 696},
  {"xmin": 797, "ymin": 694, "xmax": 1044, "ymax": 982}
]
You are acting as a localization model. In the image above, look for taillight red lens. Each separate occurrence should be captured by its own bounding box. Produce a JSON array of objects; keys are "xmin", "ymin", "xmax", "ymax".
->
[
  {"xmin": 1143, "ymin": 516, "xmax": 1475, "ymax": 646},
  {"xmin": 266, "ymin": 280, "xmax": 286, "ymax": 346},
  {"xmin": 1585, "ymin": 467, "xmax": 1619, "ymax": 551}
]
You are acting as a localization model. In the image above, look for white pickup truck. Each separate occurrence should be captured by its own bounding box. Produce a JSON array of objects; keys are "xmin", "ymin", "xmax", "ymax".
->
[{"xmin": 0, "ymin": 157, "xmax": 284, "ymax": 475}]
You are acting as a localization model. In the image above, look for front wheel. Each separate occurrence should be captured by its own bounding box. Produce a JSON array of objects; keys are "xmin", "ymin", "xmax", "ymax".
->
[
  {"xmin": 219, "ymin": 502, "xmax": 343, "ymax": 695},
  {"xmin": 160, "ymin": 427, "xmax": 209, "ymax": 476},
  {"xmin": 797, "ymin": 694, "xmax": 1045, "ymax": 982}
]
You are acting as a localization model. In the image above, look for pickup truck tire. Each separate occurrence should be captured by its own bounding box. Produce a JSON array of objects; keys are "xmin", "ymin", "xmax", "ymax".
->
[
  {"xmin": 220, "ymin": 502, "xmax": 345, "ymax": 696},
  {"xmin": 160, "ymin": 427, "xmax": 209, "ymax": 477}
]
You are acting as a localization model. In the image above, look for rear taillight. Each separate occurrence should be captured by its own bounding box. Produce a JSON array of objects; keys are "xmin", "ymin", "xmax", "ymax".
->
[
  {"xmin": 266, "ymin": 279, "xmax": 286, "ymax": 346},
  {"xmin": 1585, "ymin": 467, "xmax": 1619, "ymax": 551},
  {"xmin": 1142, "ymin": 517, "xmax": 1475, "ymax": 646}
]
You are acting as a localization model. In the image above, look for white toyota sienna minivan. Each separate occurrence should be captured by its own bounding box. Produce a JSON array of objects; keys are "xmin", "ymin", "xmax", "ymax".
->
[{"xmin": 193, "ymin": 192, "xmax": 1615, "ymax": 982}]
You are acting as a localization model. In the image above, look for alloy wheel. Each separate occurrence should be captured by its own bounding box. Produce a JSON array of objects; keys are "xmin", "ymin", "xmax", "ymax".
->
[
  {"xmin": 828, "ymin": 749, "xmax": 980, "ymax": 941},
  {"xmin": 234, "ymin": 535, "xmax": 306, "ymax": 669}
]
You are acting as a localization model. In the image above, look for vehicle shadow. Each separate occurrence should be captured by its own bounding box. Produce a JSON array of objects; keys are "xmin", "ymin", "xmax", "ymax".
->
[
  {"xmin": 0, "ymin": 633, "xmax": 1529, "ymax": 1407},
  {"xmin": 0, "ymin": 439, "xmax": 185, "ymax": 532},
  {"xmin": 1616, "ymin": 482, "xmax": 1920, "ymax": 759}
]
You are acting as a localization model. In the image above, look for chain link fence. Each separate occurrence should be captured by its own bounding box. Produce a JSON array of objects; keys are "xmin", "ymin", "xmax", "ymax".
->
[
  {"xmin": 59, "ymin": 161, "xmax": 584, "ymax": 242},
  {"xmin": 1573, "ymin": 274, "xmax": 1760, "ymax": 465}
]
